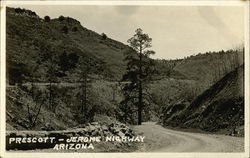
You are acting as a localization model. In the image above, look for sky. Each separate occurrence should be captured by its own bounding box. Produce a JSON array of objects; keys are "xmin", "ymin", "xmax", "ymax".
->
[{"xmin": 8, "ymin": 5, "xmax": 245, "ymax": 59}]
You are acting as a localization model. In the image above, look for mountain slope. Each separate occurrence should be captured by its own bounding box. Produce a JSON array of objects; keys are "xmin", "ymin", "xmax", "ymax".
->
[
  {"xmin": 163, "ymin": 65, "xmax": 244, "ymax": 135},
  {"xmin": 6, "ymin": 7, "xmax": 128, "ymax": 83},
  {"xmin": 174, "ymin": 51, "xmax": 244, "ymax": 82}
]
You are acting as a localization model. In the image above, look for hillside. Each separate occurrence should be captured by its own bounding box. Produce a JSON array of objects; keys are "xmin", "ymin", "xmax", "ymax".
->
[
  {"xmin": 6, "ymin": 7, "xmax": 129, "ymax": 83},
  {"xmin": 6, "ymin": 79, "xmax": 123, "ymax": 130},
  {"xmin": 162, "ymin": 65, "xmax": 244, "ymax": 136},
  {"xmin": 174, "ymin": 50, "xmax": 244, "ymax": 82}
]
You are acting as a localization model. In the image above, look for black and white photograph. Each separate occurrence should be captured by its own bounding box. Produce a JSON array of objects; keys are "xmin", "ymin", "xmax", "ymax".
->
[{"xmin": 0, "ymin": 0, "xmax": 249, "ymax": 157}]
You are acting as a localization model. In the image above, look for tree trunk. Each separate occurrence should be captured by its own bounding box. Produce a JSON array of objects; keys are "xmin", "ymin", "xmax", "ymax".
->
[
  {"xmin": 138, "ymin": 46, "xmax": 143, "ymax": 125},
  {"xmin": 138, "ymin": 83, "xmax": 142, "ymax": 125},
  {"xmin": 80, "ymin": 72, "xmax": 87, "ymax": 115},
  {"xmin": 49, "ymin": 81, "xmax": 52, "ymax": 110},
  {"xmin": 84, "ymin": 73, "xmax": 87, "ymax": 115},
  {"xmin": 80, "ymin": 79, "xmax": 84, "ymax": 114},
  {"xmin": 32, "ymin": 102, "xmax": 42, "ymax": 127}
]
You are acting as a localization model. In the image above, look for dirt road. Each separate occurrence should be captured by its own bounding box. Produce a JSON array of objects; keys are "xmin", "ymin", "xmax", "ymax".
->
[{"xmin": 133, "ymin": 122, "xmax": 244, "ymax": 152}]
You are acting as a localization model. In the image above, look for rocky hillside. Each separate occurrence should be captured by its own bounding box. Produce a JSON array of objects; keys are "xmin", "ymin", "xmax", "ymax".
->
[{"xmin": 162, "ymin": 65, "xmax": 244, "ymax": 136}]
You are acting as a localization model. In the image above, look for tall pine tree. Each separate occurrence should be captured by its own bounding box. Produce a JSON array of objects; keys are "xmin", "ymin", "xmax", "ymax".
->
[{"xmin": 121, "ymin": 28, "xmax": 156, "ymax": 125}]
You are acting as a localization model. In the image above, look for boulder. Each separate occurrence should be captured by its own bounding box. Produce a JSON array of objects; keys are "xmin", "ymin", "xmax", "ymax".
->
[{"xmin": 87, "ymin": 125, "xmax": 96, "ymax": 132}]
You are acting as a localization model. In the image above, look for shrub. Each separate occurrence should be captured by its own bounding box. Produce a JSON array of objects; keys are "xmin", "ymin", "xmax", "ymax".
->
[
  {"xmin": 44, "ymin": 16, "xmax": 51, "ymax": 22},
  {"xmin": 26, "ymin": 10, "xmax": 37, "ymax": 17},
  {"xmin": 101, "ymin": 33, "xmax": 107, "ymax": 40},
  {"xmin": 14, "ymin": 8, "xmax": 24, "ymax": 14},
  {"xmin": 59, "ymin": 15, "xmax": 65, "ymax": 22}
]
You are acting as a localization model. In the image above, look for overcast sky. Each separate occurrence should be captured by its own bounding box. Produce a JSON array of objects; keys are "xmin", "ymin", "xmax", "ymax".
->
[{"xmin": 8, "ymin": 5, "xmax": 245, "ymax": 59}]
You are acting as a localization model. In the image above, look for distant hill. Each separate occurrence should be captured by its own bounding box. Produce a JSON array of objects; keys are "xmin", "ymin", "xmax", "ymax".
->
[
  {"xmin": 162, "ymin": 64, "xmax": 244, "ymax": 135},
  {"xmin": 174, "ymin": 50, "xmax": 244, "ymax": 83}
]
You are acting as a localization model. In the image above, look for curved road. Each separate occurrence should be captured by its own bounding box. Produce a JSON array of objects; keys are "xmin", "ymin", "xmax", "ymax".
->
[{"xmin": 134, "ymin": 122, "xmax": 244, "ymax": 152}]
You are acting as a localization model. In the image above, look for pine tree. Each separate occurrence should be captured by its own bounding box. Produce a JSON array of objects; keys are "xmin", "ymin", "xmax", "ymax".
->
[
  {"xmin": 121, "ymin": 28, "xmax": 156, "ymax": 125},
  {"xmin": 75, "ymin": 58, "xmax": 94, "ymax": 123}
]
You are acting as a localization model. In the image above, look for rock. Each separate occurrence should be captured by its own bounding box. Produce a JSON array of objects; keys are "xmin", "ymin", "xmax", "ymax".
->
[
  {"xmin": 109, "ymin": 123, "xmax": 115, "ymax": 127},
  {"xmin": 41, "ymin": 127, "xmax": 47, "ymax": 130},
  {"xmin": 109, "ymin": 127, "xmax": 118, "ymax": 134},
  {"xmin": 128, "ymin": 129, "xmax": 133, "ymax": 133},
  {"xmin": 101, "ymin": 125, "xmax": 108, "ymax": 131},
  {"xmin": 87, "ymin": 125, "xmax": 96, "ymax": 132},
  {"xmin": 103, "ymin": 131, "xmax": 109, "ymax": 136},
  {"xmin": 124, "ymin": 132, "xmax": 132, "ymax": 137},
  {"xmin": 91, "ymin": 129, "xmax": 99, "ymax": 136},
  {"xmin": 90, "ymin": 122, "xmax": 99, "ymax": 125},
  {"xmin": 95, "ymin": 124, "xmax": 101, "ymax": 129},
  {"xmin": 120, "ymin": 124, "xmax": 126, "ymax": 128},
  {"xmin": 81, "ymin": 128, "xmax": 88, "ymax": 134},
  {"xmin": 117, "ymin": 131, "xmax": 125, "ymax": 137},
  {"xmin": 120, "ymin": 128, "xmax": 126, "ymax": 133},
  {"xmin": 17, "ymin": 119, "xmax": 28, "ymax": 128}
]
